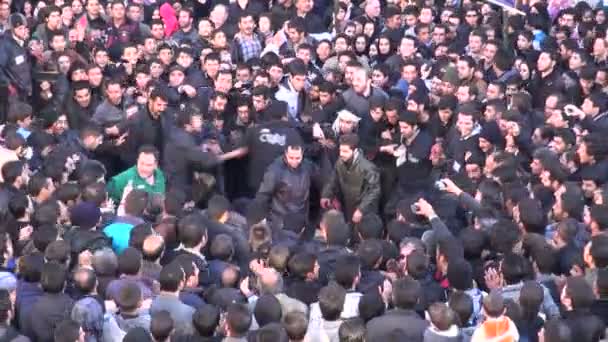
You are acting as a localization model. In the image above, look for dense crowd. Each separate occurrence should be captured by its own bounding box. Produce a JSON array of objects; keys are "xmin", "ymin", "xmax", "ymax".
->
[{"xmin": 0, "ymin": 0, "xmax": 608, "ymax": 340}]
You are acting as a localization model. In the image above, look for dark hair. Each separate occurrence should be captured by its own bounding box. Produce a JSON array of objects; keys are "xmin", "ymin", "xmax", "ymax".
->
[
  {"xmin": 282, "ymin": 311, "xmax": 308, "ymax": 341},
  {"xmin": 339, "ymin": 133, "xmax": 359, "ymax": 150},
  {"xmin": 150, "ymin": 311, "xmax": 174, "ymax": 341},
  {"xmin": 54, "ymin": 319, "xmax": 81, "ymax": 342},
  {"xmin": 124, "ymin": 189, "xmax": 149, "ymax": 217},
  {"xmin": 358, "ymin": 291, "xmax": 385, "ymax": 323},
  {"xmin": 392, "ymin": 276, "xmax": 421, "ymax": 310},
  {"xmin": 338, "ymin": 318, "xmax": 366, "ymax": 342},
  {"xmin": 318, "ymin": 284, "xmax": 346, "ymax": 321},
  {"xmin": 334, "ymin": 254, "xmax": 361, "ymax": 289},
  {"xmin": 118, "ymin": 247, "xmax": 142, "ymax": 276},
  {"xmin": 159, "ymin": 262, "xmax": 184, "ymax": 292},
  {"xmin": 44, "ymin": 240, "xmax": 70, "ymax": 265},
  {"xmin": 519, "ymin": 281, "xmax": 543, "ymax": 321},
  {"xmin": 448, "ymin": 291, "xmax": 473, "ymax": 327},
  {"xmin": 591, "ymin": 234, "xmax": 608, "ymax": 268},
  {"xmin": 18, "ymin": 254, "xmax": 44, "ymax": 283},
  {"xmin": 447, "ymin": 258, "xmax": 473, "ymax": 291},
  {"xmin": 501, "ymin": 253, "xmax": 528, "ymax": 285},
  {"xmin": 117, "ymin": 281, "xmax": 142, "ymax": 311},
  {"xmin": 287, "ymin": 252, "xmax": 316, "ymax": 279},
  {"xmin": 225, "ymin": 303, "xmax": 252, "ymax": 336},
  {"xmin": 41, "ymin": 262, "xmax": 66, "ymax": 293},
  {"xmin": 33, "ymin": 225, "xmax": 58, "ymax": 253},
  {"xmin": 254, "ymin": 294, "xmax": 282, "ymax": 327},
  {"xmin": 356, "ymin": 239, "xmax": 383, "ymax": 270},
  {"xmin": 542, "ymin": 319, "xmax": 572, "ymax": 342},
  {"xmin": 210, "ymin": 234, "xmax": 234, "ymax": 261},
  {"xmin": 1, "ymin": 160, "xmax": 23, "ymax": 185},
  {"xmin": 178, "ymin": 214, "xmax": 206, "ymax": 248},
  {"xmin": 207, "ymin": 194, "xmax": 231, "ymax": 221},
  {"xmin": 192, "ymin": 304, "xmax": 220, "ymax": 337},
  {"xmin": 565, "ymin": 276, "xmax": 595, "ymax": 309}
]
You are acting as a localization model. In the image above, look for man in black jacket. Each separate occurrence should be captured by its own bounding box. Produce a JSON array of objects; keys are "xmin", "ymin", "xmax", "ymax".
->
[
  {"xmin": 366, "ymin": 276, "xmax": 429, "ymax": 341},
  {"xmin": 163, "ymin": 110, "xmax": 220, "ymax": 200},
  {"xmin": 124, "ymin": 88, "xmax": 170, "ymax": 166},
  {"xmin": 23, "ymin": 263, "xmax": 74, "ymax": 342},
  {"xmin": 321, "ymin": 134, "xmax": 381, "ymax": 224},
  {"xmin": 0, "ymin": 14, "xmax": 32, "ymax": 110},
  {"xmin": 256, "ymin": 144, "xmax": 321, "ymax": 230}
]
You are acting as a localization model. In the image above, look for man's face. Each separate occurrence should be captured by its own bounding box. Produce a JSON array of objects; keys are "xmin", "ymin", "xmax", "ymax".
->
[
  {"xmin": 549, "ymin": 136, "xmax": 568, "ymax": 154},
  {"xmin": 517, "ymin": 35, "xmax": 531, "ymax": 50},
  {"xmin": 465, "ymin": 10, "xmax": 478, "ymax": 26},
  {"xmin": 53, "ymin": 115, "xmax": 68, "ymax": 135},
  {"xmin": 457, "ymin": 113, "xmax": 475, "ymax": 137},
  {"xmin": 268, "ymin": 66, "xmax": 283, "ymax": 84},
  {"xmin": 169, "ymin": 70, "xmax": 185, "ymax": 86},
  {"xmin": 352, "ymin": 71, "xmax": 368, "ymax": 94},
  {"xmin": 582, "ymin": 180, "xmax": 598, "ymax": 199},
  {"xmin": 399, "ymin": 38, "xmax": 416, "ymax": 58},
  {"xmin": 483, "ymin": 44, "xmax": 498, "ymax": 63},
  {"xmin": 316, "ymin": 43, "xmax": 331, "ymax": 60},
  {"xmin": 151, "ymin": 24, "xmax": 164, "ymax": 39},
  {"xmin": 457, "ymin": 60, "xmax": 472, "ymax": 80},
  {"xmin": 334, "ymin": 38, "xmax": 349, "ymax": 53},
  {"xmin": 296, "ymin": 48, "xmax": 311, "ymax": 65},
  {"xmin": 537, "ymin": 53, "xmax": 554, "ymax": 73},
  {"xmin": 111, "ymin": 3, "xmax": 125, "ymax": 20},
  {"xmin": 296, "ymin": 0, "xmax": 313, "ymax": 13},
  {"xmin": 399, "ymin": 121, "xmax": 415, "ymax": 139},
  {"xmin": 177, "ymin": 52, "xmax": 193, "ymax": 68},
  {"xmin": 285, "ymin": 147, "xmax": 303, "ymax": 169},
  {"xmin": 128, "ymin": 5, "xmax": 141, "ymax": 22},
  {"xmin": 204, "ymin": 59, "xmax": 220, "ymax": 78},
  {"xmin": 420, "ymin": 8, "xmax": 433, "ymax": 24},
  {"xmin": 465, "ymin": 163, "xmax": 482, "ymax": 181},
  {"xmin": 468, "ymin": 35, "xmax": 482, "ymax": 53},
  {"xmin": 291, "ymin": 74, "xmax": 306, "ymax": 92},
  {"xmin": 74, "ymin": 88, "xmax": 91, "ymax": 107},
  {"xmin": 287, "ymin": 28, "xmax": 302, "ymax": 44},
  {"xmin": 237, "ymin": 106, "xmax": 250, "ymax": 124},
  {"xmin": 401, "ymin": 65, "xmax": 417, "ymax": 83},
  {"xmin": 216, "ymin": 73, "xmax": 233, "ymax": 93},
  {"xmin": 339, "ymin": 144, "xmax": 354, "ymax": 162},
  {"xmin": 94, "ymin": 50, "xmax": 109, "ymax": 67},
  {"xmin": 252, "ymin": 95, "xmax": 267, "ymax": 112},
  {"xmin": 58, "ymin": 56, "xmax": 71, "ymax": 74},
  {"xmin": 106, "ymin": 84, "xmax": 123, "ymax": 105},
  {"xmin": 0, "ymin": 3, "xmax": 10, "ymax": 19},
  {"xmin": 456, "ymin": 86, "xmax": 472, "ymax": 103},
  {"xmin": 86, "ymin": 0, "xmax": 100, "ymax": 15},
  {"xmin": 578, "ymin": 142, "xmax": 592, "ymax": 164},
  {"xmin": 319, "ymin": 92, "xmax": 332, "ymax": 106},
  {"xmin": 239, "ymin": 15, "xmax": 255, "ymax": 35},
  {"xmin": 178, "ymin": 10, "xmax": 192, "ymax": 29},
  {"xmin": 47, "ymin": 10, "xmax": 61, "ymax": 28},
  {"xmin": 137, "ymin": 152, "xmax": 157, "ymax": 179},
  {"xmin": 87, "ymin": 67, "xmax": 103, "ymax": 86},
  {"xmin": 486, "ymin": 84, "xmax": 501, "ymax": 100},
  {"xmin": 198, "ymin": 20, "xmax": 214, "ymax": 38},
  {"xmin": 13, "ymin": 25, "xmax": 28, "ymax": 41},
  {"xmin": 372, "ymin": 70, "xmax": 386, "ymax": 88},
  {"xmin": 149, "ymin": 96, "xmax": 167, "ymax": 116},
  {"xmin": 432, "ymin": 27, "xmax": 446, "ymax": 44}
]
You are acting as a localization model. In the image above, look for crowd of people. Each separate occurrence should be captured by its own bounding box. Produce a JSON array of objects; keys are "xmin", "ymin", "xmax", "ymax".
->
[{"xmin": 0, "ymin": 0, "xmax": 607, "ymax": 340}]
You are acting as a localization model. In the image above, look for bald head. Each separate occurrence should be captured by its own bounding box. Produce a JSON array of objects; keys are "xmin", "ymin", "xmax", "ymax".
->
[
  {"xmin": 142, "ymin": 235, "xmax": 165, "ymax": 262},
  {"xmin": 259, "ymin": 268, "xmax": 283, "ymax": 295}
]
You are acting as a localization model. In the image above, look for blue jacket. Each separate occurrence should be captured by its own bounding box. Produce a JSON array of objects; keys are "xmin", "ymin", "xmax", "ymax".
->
[{"xmin": 103, "ymin": 216, "xmax": 144, "ymax": 254}]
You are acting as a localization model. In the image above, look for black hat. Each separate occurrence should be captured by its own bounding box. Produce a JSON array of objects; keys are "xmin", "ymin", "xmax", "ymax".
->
[
  {"xmin": 9, "ymin": 13, "xmax": 26, "ymax": 29},
  {"xmin": 168, "ymin": 64, "xmax": 185, "ymax": 74},
  {"xmin": 399, "ymin": 110, "xmax": 417, "ymax": 125},
  {"xmin": 438, "ymin": 95, "xmax": 458, "ymax": 111}
]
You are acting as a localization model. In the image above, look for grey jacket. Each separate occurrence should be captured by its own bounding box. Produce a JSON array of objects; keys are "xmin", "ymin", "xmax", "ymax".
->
[
  {"xmin": 102, "ymin": 311, "xmax": 151, "ymax": 342},
  {"xmin": 501, "ymin": 282, "xmax": 560, "ymax": 319}
]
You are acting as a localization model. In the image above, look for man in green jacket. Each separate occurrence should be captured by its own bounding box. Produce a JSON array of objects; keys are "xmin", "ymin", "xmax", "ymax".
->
[{"xmin": 107, "ymin": 145, "xmax": 166, "ymax": 203}]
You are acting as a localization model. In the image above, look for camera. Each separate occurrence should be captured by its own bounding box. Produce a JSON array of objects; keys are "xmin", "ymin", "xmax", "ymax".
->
[
  {"xmin": 410, "ymin": 204, "xmax": 420, "ymax": 213},
  {"xmin": 435, "ymin": 180, "xmax": 447, "ymax": 191}
]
